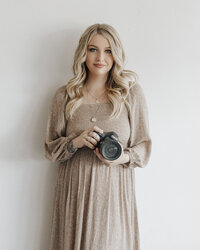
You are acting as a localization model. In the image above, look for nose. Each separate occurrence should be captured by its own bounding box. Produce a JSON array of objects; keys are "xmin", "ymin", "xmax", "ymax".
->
[{"xmin": 96, "ymin": 51, "xmax": 105, "ymax": 62}]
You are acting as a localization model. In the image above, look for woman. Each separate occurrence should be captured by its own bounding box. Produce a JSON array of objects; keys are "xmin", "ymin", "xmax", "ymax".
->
[{"xmin": 44, "ymin": 23, "xmax": 152, "ymax": 250}]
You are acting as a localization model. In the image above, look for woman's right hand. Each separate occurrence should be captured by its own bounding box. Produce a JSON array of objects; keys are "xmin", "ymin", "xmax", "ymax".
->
[{"xmin": 72, "ymin": 126, "xmax": 103, "ymax": 150}]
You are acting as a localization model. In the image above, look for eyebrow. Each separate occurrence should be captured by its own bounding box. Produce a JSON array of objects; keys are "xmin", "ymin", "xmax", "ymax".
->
[{"xmin": 88, "ymin": 44, "xmax": 111, "ymax": 49}]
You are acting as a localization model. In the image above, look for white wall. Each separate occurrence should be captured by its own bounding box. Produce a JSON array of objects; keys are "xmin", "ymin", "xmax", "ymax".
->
[{"xmin": 1, "ymin": 0, "xmax": 200, "ymax": 249}]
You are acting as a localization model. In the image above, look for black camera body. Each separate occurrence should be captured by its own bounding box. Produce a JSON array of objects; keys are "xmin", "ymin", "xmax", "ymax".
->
[{"xmin": 94, "ymin": 131, "xmax": 122, "ymax": 161}]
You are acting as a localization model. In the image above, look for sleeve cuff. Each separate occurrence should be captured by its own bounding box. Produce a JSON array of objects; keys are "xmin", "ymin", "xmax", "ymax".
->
[
  {"xmin": 64, "ymin": 132, "xmax": 79, "ymax": 154},
  {"xmin": 121, "ymin": 148, "xmax": 135, "ymax": 168}
]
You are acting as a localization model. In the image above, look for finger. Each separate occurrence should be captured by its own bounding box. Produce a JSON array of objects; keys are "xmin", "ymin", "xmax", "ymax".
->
[
  {"xmin": 94, "ymin": 150, "xmax": 111, "ymax": 166},
  {"xmin": 83, "ymin": 138, "xmax": 95, "ymax": 149},
  {"xmin": 94, "ymin": 148, "xmax": 101, "ymax": 158},
  {"xmin": 88, "ymin": 131, "xmax": 100, "ymax": 141},
  {"xmin": 86, "ymin": 135, "xmax": 98, "ymax": 146},
  {"xmin": 92, "ymin": 126, "xmax": 103, "ymax": 134},
  {"xmin": 95, "ymin": 148, "xmax": 108, "ymax": 162},
  {"xmin": 118, "ymin": 141, "xmax": 124, "ymax": 150}
]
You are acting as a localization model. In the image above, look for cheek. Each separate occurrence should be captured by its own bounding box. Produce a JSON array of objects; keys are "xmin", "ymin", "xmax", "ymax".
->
[
  {"xmin": 86, "ymin": 53, "xmax": 95, "ymax": 63},
  {"xmin": 106, "ymin": 53, "xmax": 113, "ymax": 61},
  {"xmin": 108, "ymin": 57, "xmax": 114, "ymax": 65}
]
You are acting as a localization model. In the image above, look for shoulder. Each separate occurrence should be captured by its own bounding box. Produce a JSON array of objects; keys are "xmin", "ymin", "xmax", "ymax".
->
[
  {"xmin": 126, "ymin": 82, "xmax": 146, "ymax": 104},
  {"xmin": 129, "ymin": 82, "xmax": 145, "ymax": 97},
  {"xmin": 54, "ymin": 84, "xmax": 67, "ymax": 98},
  {"xmin": 52, "ymin": 85, "xmax": 68, "ymax": 103}
]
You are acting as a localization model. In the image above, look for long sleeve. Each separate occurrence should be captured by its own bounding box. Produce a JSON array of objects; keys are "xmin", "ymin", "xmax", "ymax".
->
[
  {"xmin": 44, "ymin": 85, "xmax": 78, "ymax": 163},
  {"xmin": 122, "ymin": 83, "xmax": 152, "ymax": 168}
]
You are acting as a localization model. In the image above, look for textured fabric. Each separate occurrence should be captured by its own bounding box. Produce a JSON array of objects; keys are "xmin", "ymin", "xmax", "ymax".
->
[{"xmin": 44, "ymin": 83, "xmax": 152, "ymax": 250}]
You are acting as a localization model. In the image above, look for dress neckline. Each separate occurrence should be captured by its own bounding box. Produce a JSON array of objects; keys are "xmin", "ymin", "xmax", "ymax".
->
[{"xmin": 81, "ymin": 102, "xmax": 111, "ymax": 105}]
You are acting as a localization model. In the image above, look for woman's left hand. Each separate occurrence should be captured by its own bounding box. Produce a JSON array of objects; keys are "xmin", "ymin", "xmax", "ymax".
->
[{"xmin": 93, "ymin": 142, "xmax": 129, "ymax": 167}]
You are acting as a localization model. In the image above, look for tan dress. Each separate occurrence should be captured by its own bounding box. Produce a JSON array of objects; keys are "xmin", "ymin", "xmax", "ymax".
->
[{"xmin": 44, "ymin": 83, "xmax": 152, "ymax": 250}]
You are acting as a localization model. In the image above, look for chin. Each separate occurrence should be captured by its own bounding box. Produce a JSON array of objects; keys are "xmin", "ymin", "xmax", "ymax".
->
[
  {"xmin": 90, "ymin": 68, "xmax": 107, "ymax": 74},
  {"xmin": 95, "ymin": 70, "xmax": 110, "ymax": 75}
]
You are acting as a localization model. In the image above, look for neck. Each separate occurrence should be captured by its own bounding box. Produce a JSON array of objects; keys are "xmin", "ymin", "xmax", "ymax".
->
[{"xmin": 85, "ymin": 73, "xmax": 108, "ymax": 92}]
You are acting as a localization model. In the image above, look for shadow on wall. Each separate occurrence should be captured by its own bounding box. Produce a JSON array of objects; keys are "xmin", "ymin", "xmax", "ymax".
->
[
  {"xmin": 1, "ymin": 25, "xmax": 84, "ymax": 163},
  {"xmin": 1, "ymin": 25, "xmax": 85, "ymax": 250}
]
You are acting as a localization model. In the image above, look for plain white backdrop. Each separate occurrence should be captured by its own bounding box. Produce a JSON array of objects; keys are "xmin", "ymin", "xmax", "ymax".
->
[{"xmin": 0, "ymin": 0, "xmax": 200, "ymax": 249}]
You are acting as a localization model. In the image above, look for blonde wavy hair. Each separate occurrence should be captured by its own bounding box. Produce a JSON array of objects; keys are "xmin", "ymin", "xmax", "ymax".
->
[{"xmin": 65, "ymin": 23, "xmax": 138, "ymax": 120}]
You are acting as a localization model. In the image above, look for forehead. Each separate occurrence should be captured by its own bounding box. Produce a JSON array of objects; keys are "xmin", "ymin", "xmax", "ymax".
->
[{"xmin": 88, "ymin": 34, "xmax": 111, "ymax": 47}]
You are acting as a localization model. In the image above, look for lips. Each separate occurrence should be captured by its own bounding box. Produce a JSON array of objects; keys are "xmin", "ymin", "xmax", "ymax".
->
[{"xmin": 94, "ymin": 64, "xmax": 105, "ymax": 68}]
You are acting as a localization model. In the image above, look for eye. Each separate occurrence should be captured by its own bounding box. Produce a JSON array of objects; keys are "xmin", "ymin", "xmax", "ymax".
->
[
  {"xmin": 89, "ymin": 48, "xmax": 96, "ymax": 52},
  {"xmin": 105, "ymin": 49, "xmax": 112, "ymax": 54}
]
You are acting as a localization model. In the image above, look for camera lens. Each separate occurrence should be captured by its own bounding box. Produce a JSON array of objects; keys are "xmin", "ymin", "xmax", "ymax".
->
[{"xmin": 100, "ymin": 140, "xmax": 122, "ymax": 161}]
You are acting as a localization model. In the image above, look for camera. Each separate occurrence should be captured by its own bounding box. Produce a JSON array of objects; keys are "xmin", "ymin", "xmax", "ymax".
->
[{"xmin": 94, "ymin": 131, "xmax": 122, "ymax": 161}]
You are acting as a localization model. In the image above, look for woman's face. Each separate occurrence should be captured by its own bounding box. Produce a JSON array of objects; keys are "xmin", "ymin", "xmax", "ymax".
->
[{"xmin": 85, "ymin": 34, "xmax": 114, "ymax": 76}]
